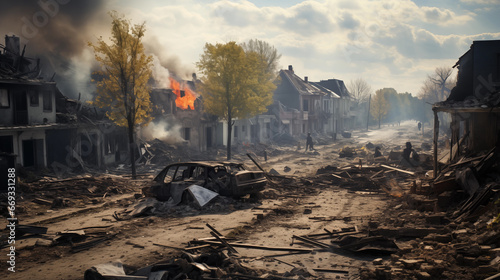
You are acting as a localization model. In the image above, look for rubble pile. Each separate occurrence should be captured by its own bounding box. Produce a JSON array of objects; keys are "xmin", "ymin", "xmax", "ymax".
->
[
  {"xmin": 83, "ymin": 224, "xmax": 307, "ymax": 280},
  {"xmin": 355, "ymin": 148, "xmax": 500, "ymax": 279},
  {"xmin": 1, "ymin": 175, "xmax": 141, "ymax": 217}
]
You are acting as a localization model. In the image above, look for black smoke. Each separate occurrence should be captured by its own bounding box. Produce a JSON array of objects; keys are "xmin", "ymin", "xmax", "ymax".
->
[{"xmin": 0, "ymin": 0, "xmax": 108, "ymax": 98}]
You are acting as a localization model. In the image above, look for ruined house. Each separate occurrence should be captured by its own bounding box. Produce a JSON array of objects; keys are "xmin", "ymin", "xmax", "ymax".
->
[
  {"xmin": 314, "ymin": 78, "xmax": 353, "ymax": 133},
  {"xmin": 273, "ymin": 65, "xmax": 351, "ymax": 137},
  {"xmin": 432, "ymin": 40, "xmax": 500, "ymax": 174},
  {"xmin": 0, "ymin": 35, "xmax": 128, "ymax": 172},
  {"xmin": 148, "ymin": 75, "xmax": 218, "ymax": 151}
]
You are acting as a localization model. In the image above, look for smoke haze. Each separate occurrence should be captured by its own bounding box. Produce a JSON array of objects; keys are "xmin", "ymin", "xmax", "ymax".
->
[
  {"xmin": 141, "ymin": 121, "xmax": 184, "ymax": 145},
  {"xmin": 0, "ymin": 0, "xmax": 109, "ymax": 99}
]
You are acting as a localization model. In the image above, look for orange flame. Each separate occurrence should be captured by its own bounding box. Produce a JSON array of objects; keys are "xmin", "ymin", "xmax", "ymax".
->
[{"xmin": 169, "ymin": 77, "xmax": 196, "ymax": 110}]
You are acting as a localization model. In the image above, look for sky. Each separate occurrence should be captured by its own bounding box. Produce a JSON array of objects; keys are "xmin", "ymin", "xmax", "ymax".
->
[
  {"xmin": 114, "ymin": 0, "xmax": 500, "ymax": 96},
  {"xmin": 2, "ymin": 0, "xmax": 500, "ymax": 98}
]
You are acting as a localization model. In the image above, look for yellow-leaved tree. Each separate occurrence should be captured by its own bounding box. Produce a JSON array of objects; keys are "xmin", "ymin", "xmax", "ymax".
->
[
  {"xmin": 371, "ymin": 89, "xmax": 390, "ymax": 129},
  {"xmin": 88, "ymin": 12, "xmax": 153, "ymax": 178},
  {"xmin": 197, "ymin": 41, "xmax": 277, "ymax": 160}
]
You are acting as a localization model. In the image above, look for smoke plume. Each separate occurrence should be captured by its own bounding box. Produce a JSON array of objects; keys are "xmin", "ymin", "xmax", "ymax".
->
[
  {"xmin": 0, "ymin": 0, "xmax": 108, "ymax": 99},
  {"xmin": 143, "ymin": 35, "xmax": 196, "ymax": 81},
  {"xmin": 141, "ymin": 121, "xmax": 184, "ymax": 145}
]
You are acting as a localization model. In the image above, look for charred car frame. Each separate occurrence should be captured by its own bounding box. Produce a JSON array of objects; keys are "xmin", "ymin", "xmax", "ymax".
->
[{"xmin": 144, "ymin": 161, "xmax": 267, "ymax": 204}]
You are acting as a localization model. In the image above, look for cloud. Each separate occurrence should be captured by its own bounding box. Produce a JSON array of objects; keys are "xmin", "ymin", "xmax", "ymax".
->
[
  {"xmin": 460, "ymin": 0, "xmax": 500, "ymax": 4},
  {"xmin": 338, "ymin": 11, "xmax": 360, "ymax": 29},
  {"xmin": 421, "ymin": 6, "xmax": 474, "ymax": 25},
  {"xmin": 117, "ymin": 0, "xmax": 499, "ymax": 95}
]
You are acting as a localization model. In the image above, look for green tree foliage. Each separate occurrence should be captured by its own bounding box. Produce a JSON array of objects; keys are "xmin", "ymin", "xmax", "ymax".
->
[
  {"xmin": 371, "ymin": 89, "xmax": 390, "ymax": 128},
  {"xmin": 88, "ymin": 11, "xmax": 153, "ymax": 178},
  {"xmin": 197, "ymin": 41, "xmax": 277, "ymax": 159}
]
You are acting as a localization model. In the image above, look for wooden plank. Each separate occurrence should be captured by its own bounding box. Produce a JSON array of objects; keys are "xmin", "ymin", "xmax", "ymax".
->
[
  {"xmin": 206, "ymin": 223, "xmax": 223, "ymax": 236},
  {"xmin": 210, "ymin": 231, "xmax": 238, "ymax": 254},
  {"xmin": 33, "ymin": 198, "xmax": 52, "ymax": 206},
  {"xmin": 433, "ymin": 110, "xmax": 439, "ymax": 179},
  {"xmin": 152, "ymin": 243, "xmax": 184, "ymax": 251},
  {"xmin": 380, "ymin": 164, "xmax": 415, "ymax": 175},
  {"xmin": 292, "ymin": 235, "xmax": 331, "ymax": 249},
  {"xmin": 313, "ymin": 268, "xmax": 349, "ymax": 274},
  {"xmin": 102, "ymin": 276, "xmax": 147, "ymax": 280},
  {"xmin": 192, "ymin": 240, "xmax": 314, "ymax": 252},
  {"xmin": 17, "ymin": 225, "xmax": 48, "ymax": 235},
  {"xmin": 370, "ymin": 170, "xmax": 385, "ymax": 179}
]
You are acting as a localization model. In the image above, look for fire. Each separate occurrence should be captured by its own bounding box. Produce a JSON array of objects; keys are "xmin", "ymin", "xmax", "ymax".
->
[{"xmin": 169, "ymin": 77, "xmax": 196, "ymax": 110}]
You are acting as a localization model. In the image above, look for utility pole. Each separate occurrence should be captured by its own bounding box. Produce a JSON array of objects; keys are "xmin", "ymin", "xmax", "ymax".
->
[{"xmin": 366, "ymin": 94, "xmax": 371, "ymax": 131}]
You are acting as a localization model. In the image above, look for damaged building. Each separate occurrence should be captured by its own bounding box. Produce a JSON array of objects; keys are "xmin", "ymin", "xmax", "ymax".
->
[
  {"xmin": 148, "ymin": 75, "xmax": 218, "ymax": 152},
  {"xmin": 272, "ymin": 65, "xmax": 352, "ymax": 137},
  {"xmin": 432, "ymin": 39, "xmax": 500, "ymax": 175},
  {"xmin": 0, "ymin": 35, "xmax": 128, "ymax": 172},
  {"xmin": 148, "ymin": 74, "xmax": 277, "ymax": 151}
]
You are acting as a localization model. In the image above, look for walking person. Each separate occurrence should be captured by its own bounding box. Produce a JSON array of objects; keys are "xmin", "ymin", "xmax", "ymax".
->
[{"xmin": 305, "ymin": 133, "xmax": 314, "ymax": 151}]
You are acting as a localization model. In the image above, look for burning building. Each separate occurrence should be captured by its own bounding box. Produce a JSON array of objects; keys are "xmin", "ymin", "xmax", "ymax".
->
[{"xmin": 147, "ymin": 74, "xmax": 218, "ymax": 151}]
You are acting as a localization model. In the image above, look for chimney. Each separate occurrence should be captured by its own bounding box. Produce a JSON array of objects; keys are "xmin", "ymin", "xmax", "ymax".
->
[
  {"xmin": 288, "ymin": 65, "xmax": 294, "ymax": 73},
  {"xmin": 304, "ymin": 76, "xmax": 308, "ymax": 83}
]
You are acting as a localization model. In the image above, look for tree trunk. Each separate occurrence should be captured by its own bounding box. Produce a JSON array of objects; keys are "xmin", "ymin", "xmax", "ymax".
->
[
  {"xmin": 378, "ymin": 117, "xmax": 381, "ymax": 129},
  {"xmin": 127, "ymin": 119, "xmax": 137, "ymax": 179},
  {"xmin": 227, "ymin": 115, "xmax": 232, "ymax": 160}
]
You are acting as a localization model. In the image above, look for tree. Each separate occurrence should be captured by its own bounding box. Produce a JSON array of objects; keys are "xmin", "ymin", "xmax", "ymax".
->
[
  {"xmin": 88, "ymin": 12, "xmax": 153, "ymax": 179},
  {"xmin": 347, "ymin": 78, "xmax": 372, "ymax": 106},
  {"xmin": 419, "ymin": 66, "xmax": 455, "ymax": 103},
  {"xmin": 241, "ymin": 39, "xmax": 281, "ymax": 75},
  {"xmin": 197, "ymin": 41, "xmax": 277, "ymax": 160},
  {"xmin": 371, "ymin": 89, "xmax": 390, "ymax": 129}
]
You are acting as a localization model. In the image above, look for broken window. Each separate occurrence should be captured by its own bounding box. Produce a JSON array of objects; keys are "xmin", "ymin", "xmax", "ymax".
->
[
  {"xmin": 29, "ymin": 90, "xmax": 39, "ymax": 106},
  {"xmin": 164, "ymin": 167, "xmax": 177, "ymax": 184},
  {"xmin": 0, "ymin": 135, "xmax": 14, "ymax": 154},
  {"xmin": 0, "ymin": 89, "xmax": 9, "ymax": 108},
  {"xmin": 184, "ymin": 127, "xmax": 191, "ymax": 141},
  {"xmin": 303, "ymin": 99, "xmax": 309, "ymax": 111},
  {"xmin": 104, "ymin": 134, "xmax": 116, "ymax": 155},
  {"xmin": 174, "ymin": 166, "xmax": 189, "ymax": 181},
  {"xmin": 43, "ymin": 91, "xmax": 52, "ymax": 111},
  {"xmin": 190, "ymin": 166, "xmax": 206, "ymax": 180}
]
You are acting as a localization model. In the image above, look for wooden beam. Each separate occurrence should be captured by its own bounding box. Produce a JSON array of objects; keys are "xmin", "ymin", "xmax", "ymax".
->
[
  {"xmin": 433, "ymin": 109, "xmax": 439, "ymax": 179},
  {"xmin": 380, "ymin": 165, "xmax": 415, "ymax": 175},
  {"xmin": 191, "ymin": 240, "xmax": 314, "ymax": 252}
]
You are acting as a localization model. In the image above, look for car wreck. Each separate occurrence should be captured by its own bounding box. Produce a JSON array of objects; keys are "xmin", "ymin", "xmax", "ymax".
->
[{"xmin": 143, "ymin": 161, "xmax": 267, "ymax": 205}]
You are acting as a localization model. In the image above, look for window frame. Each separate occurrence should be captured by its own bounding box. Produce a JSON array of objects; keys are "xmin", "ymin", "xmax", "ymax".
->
[
  {"xmin": 0, "ymin": 88, "xmax": 10, "ymax": 108},
  {"xmin": 29, "ymin": 90, "xmax": 39, "ymax": 107},
  {"xmin": 43, "ymin": 90, "xmax": 52, "ymax": 112}
]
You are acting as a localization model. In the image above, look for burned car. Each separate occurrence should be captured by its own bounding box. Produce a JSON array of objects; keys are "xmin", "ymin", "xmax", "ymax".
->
[{"xmin": 144, "ymin": 161, "xmax": 267, "ymax": 204}]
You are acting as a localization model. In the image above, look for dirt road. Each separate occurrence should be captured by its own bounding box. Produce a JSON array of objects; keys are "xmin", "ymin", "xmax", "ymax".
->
[{"xmin": 1, "ymin": 121, "xmax": 431, "ymax": 279}]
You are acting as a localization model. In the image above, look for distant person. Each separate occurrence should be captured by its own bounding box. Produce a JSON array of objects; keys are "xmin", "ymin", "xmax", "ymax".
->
[
  {"xmin": 418, "ymin": 122, "xmax": 422, "ymax": 131},
  {"xmin": 305, "ymin": 133, "xmax": 314, "ymax": 151},
  {"xmin": 374, "ymin": 146, "xmax": 382, "ymax": 158}
]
